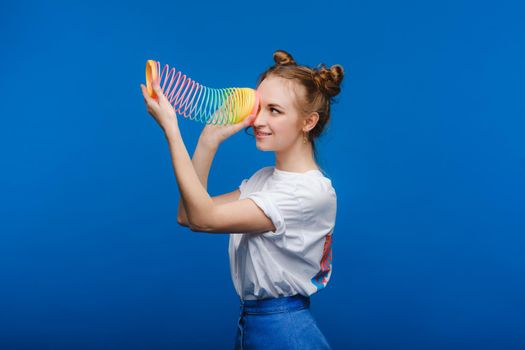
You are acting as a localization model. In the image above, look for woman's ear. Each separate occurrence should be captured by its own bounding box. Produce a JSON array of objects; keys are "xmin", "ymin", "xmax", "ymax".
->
[{"xmin": 304, "ymin": 112, "xmax": 320, "ymax": 132}]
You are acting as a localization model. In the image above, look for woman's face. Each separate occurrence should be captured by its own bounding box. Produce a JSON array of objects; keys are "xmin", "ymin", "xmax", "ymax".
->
[{"xmin": 252, "ymin": 75, "xmax": 305, "ymax": 151}]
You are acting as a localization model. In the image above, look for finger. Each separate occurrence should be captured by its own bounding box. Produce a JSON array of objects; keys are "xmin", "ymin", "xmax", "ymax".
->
[
  {"xmin": 243, "ymin": 113, "xmax": 256, "ymax": 127},
  {"xmin": 142, "ymin": 84, "xmax": 161, "ymax": 107},
  {"xmin": 152, "ymin": 81, "xmax": 176, "ymax": 115},
  {"xmin": 140, "ymin": 84, "xmax": 154, "ymax": 104},
  {"xmin": 231, "ymin": 115, "xmax": 253, "ymax": 132},
  {"xmin": 140, "ymin": 84, "xmax": 160, "ymax": 113},
  {"xmin": 152, "ymin": 80, "xmax": 166, "ymax": 102}
]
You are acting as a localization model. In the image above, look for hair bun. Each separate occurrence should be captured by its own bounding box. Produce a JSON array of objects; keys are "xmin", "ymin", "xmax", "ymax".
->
[
  {"xmin": 313, "ymin": 63, "xmax": 344, "ymax": 98},
  {"xmin": 273, "ymin": 49, "xmax": 297, "ymax": 66}
]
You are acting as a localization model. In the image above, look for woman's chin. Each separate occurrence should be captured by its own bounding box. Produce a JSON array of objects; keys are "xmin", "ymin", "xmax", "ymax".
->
[{"xmin": 255, "ymin": 143, "xmax": 273, "ymax": 151}]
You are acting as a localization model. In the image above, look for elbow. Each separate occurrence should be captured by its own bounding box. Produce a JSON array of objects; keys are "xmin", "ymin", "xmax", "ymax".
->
[
  {"xmin": 177, "ymin": 218, "xmax": 203, "ymax": 232},
  {"xmin": 187, "ymin": 219, "xmax": 211, "ymax": 233},
  {"xmin": 184, "ymin": 207, "xmax": 216, "ymax": 232},
  {"xmin": 188, "ymin": 223, "xmax": 207, "ymax": 232},
  {"xmin": 177, "ymin": 216, "xmax": 190, "ymax": 228},
  {"xmin": 189, "ymin": 225, "xmax": 202, "ymax": 232}
]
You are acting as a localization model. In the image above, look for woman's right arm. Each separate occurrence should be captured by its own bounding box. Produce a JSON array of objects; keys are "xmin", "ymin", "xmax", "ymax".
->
[
  {"xmin": 176, "ymin": 138, "xmax": 240, "ymax": 227},
  {"xmin": 176, "ymin": 137, "xmax": 215, "ymax": 226},
  {"xmin": 176, "ymin": 112, "xmax": 255, "ymax": 227}
]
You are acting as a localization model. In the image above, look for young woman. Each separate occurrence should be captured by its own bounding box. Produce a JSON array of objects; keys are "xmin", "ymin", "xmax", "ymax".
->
[{"xmin": 140, "ymin": 49, "xmax": 343, "ymax": 350}]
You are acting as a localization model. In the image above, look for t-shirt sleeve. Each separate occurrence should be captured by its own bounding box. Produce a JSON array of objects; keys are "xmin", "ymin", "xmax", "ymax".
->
[
  {"xmin": 238, "ymin": 166, "xmax": 273, "ymax": 195},
  {"xmin": 245, "ymin": 176, "xmax": 337, "ymax": 240},
  {"xmin": 244, "ymin": 181, "xmax": 301, "ymax": 239},
  {"xmin": 238, "ymin": 179, "xmax": 249, "ymax": 193}
]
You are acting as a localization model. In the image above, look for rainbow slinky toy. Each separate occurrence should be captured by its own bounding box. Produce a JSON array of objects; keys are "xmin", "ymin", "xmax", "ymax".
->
[{"xmin": 145, "ymin": 60, "xmax": 260, "ymax": 125}]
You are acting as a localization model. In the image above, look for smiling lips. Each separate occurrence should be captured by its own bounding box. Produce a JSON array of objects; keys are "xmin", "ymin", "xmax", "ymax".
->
[{"xmin": 255, "ymin": 131, "xmax": 272, "ymax": 138}]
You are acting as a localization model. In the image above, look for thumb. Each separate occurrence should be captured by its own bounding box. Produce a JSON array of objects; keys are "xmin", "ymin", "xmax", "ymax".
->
[
  {"xmin": 244, "ymin": 113, "xmax": 256, "ymax": 126},
  {"xmin": 228, "ymin": 114, "xmax": 252, "ymax": 134},
  {"xmin": 152, "ymin": 79, "xmax": 165, "ymax": 101},
  {"xmin": 232, "ymin": 114, "xmax": 254, "ymax": 131}
]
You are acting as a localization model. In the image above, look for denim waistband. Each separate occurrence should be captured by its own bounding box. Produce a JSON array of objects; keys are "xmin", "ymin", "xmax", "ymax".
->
[{"xmin": 239, "ymin": 294, "xmax": 310, "ymax": 315}]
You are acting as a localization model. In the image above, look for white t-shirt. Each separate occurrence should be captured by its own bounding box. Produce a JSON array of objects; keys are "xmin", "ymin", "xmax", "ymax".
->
[{"xmin": 228, "ymin": 166, "xmax": 337, "ymax": 300}]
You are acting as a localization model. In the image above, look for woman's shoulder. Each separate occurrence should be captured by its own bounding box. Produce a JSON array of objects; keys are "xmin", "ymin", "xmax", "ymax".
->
[
  {"xmin": 246, "ymin": 166, "xmax": 336, "ymax": 196},
  {"xmin": 284, "ymin": 175, "xmax": 337, "ymax": 223},
  {"xmin": 249, "ymin": 166, "xmax": 274, "ymax": 181},
  {"xmin": 298, "ymin": 171, "xmax": 336, "ymax": 195},
  {"xmin": 297, "ymin": 175, "xmax": 336, "ymax": 201},
  {"xmin": 239, "ymin": 166, "xmax": 274, "ymax": 192}
]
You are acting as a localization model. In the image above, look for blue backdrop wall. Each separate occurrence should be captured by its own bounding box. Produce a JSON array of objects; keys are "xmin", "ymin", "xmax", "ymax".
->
[{"xmin": 1, "ymin": 0, "xmax": 524, "ymax": 349}]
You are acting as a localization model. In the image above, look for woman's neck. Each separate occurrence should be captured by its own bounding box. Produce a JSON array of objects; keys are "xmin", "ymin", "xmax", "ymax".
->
[{"xmin": 274, "ymin": 139, "xmax": 319, "ymax": 172}]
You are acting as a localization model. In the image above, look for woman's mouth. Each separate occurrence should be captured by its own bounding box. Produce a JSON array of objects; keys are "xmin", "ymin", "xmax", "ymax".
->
[{"xmin": 255, "ymin": 131, "xmax": 272, "ymax": 139}]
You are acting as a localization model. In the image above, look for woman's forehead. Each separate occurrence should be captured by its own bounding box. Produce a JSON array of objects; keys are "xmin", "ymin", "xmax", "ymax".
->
[{"xmin": 257, "ymin": 76, "xmax": 298, "ymax": 107}]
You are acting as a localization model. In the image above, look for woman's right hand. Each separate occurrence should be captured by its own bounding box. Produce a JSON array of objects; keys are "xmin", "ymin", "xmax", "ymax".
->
[{"xmin": 198, "ymin": 113, "xmax": 256, "ymax": 148}]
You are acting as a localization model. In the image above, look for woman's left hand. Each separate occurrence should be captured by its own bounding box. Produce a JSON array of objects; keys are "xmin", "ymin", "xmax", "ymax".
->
[{"xmin": 140, "ymin": 80, "xmax": 178, "ymax": 132}]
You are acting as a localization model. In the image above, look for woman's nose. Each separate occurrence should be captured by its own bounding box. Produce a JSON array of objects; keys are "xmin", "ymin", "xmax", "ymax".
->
[
  {"xmin": 252, "ymin": 107, "xmax": 263, "ymax": 124},
  {"xmin": 253, "ymin": 110, "xmax": 268, "ymax": 127}
]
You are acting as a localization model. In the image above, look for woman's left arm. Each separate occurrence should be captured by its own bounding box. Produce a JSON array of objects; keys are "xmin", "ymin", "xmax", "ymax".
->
[
  {"xmin": 140, "ymin": 81, "xmax": 213, "ymax": 230},
  {"xmin": 164, "ymin": 127, "xmax": 215, "ymax": 230}
]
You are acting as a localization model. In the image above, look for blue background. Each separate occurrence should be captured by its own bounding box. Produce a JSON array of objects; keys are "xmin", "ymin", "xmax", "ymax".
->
[{"xmin": 1, "ymin": 0, "xmax": 524, "ymax": 349}]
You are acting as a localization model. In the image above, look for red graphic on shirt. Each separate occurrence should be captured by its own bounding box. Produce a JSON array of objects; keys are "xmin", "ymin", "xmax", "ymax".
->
[{"xmin": 311, "ymin": 232, "xmax": 333, "ymax": 290}]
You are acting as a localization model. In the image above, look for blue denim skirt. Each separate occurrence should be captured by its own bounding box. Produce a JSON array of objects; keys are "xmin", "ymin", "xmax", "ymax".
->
[{"xmin": 234, "ymin": 294, "xmax": 332, "ymax": 350}]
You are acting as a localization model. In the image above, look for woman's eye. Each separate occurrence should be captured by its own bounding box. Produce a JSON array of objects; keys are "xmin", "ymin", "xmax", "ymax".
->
[{"xmin": 270, "ymin": 108, "xmax": 280, "ymax": 114}]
